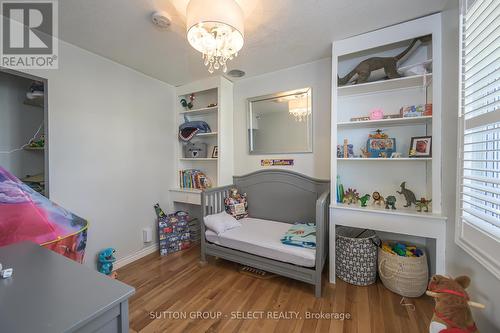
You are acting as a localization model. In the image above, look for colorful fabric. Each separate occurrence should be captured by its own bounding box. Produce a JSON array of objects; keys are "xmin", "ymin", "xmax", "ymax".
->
[
  {"xmin": 0, "ymin": 166, "xmax": 88, "ymax": 263},
  {"xmin": 224, "ymin": 195, "xmax": 248, "ymax": 220},
  {"xmin": 281, "ymin": 223, "xmax": 316, "ymax": 249}
]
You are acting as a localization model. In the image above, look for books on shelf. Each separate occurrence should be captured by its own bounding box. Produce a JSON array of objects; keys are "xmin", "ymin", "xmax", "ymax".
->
[{"xmin": 179, "ymin": 169, "xmax": 211, "ymax": 189}]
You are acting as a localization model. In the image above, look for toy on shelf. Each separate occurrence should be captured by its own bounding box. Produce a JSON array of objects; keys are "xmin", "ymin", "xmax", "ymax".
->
[
  {"xmin": 360, "ymin": 148, "xmax": 370, "ymax": 158},
  {"xmin": 343, "ymin": 188, "xmax": 360, "ymax": 205},
  {"xmin": 390, "ymin": 152, "xmax": 402, "ymax": 158},
  {"xmin": 369, "ymin": 108, "xmax": 384, "ymax": 120},
  {"xmin": 97, "ymin": 248, "xmax": 117, "ymax": 278},
  {"xmin": 28, "ymin": 134, "xmax": 45, "ymax": 148},
  {"xmin": 416, "ymin": 198, "xmax": 432, "ymax": 212},
  {"xmin": 397, "ymin": 182, "xmax": 417, "ymax": 207},
  {"xmin": 340, "ymin": 139, "xmax": 354, "ymax": 158},
  {"xmin": 427, "ymin": 275, "xmax": 483, "ymax": 333},
  {"xmin": 372, "ymin": 191, "xmax": 385, "ymax": 206},
  {"xmin": 359, "ymin": 194, "xmax": 371, "ymax": 207},
  {"xmin": 366, "ymin": 129, "xmax": 396, "ymax": 158},
  {"xmin": 336, "ymin": 176, "xmax": 345, "ymax": 203},
  {"xmin": 400, "ymin": 103, "xmax": 433, "ymax": 118},
  {"xmin": 180, "ymin": 93, "xmax": 195, "ymax": 110},
  {"xmin": 409, "ymin": 149, "xmax": 417, "ymax": 157},
  {"xmin": 385, "ymin": 196, "xmax": 396, "ymax": 210}
]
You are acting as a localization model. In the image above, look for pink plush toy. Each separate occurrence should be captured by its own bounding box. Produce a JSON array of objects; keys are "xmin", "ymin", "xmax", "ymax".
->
[{"xmin": 370, "ymin": 108, "xmax": 384, "ymax": 120}]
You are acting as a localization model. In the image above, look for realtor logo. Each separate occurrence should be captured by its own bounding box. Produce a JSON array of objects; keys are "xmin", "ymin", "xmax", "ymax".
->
[{"xmin": 1, "ymin": 0, "xmax": 58, "ymax": 69}]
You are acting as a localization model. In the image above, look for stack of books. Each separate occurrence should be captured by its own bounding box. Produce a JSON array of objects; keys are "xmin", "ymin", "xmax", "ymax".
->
[{"xmin": 179, "ymin": 169, "xmax": 211, "ymax": 189}]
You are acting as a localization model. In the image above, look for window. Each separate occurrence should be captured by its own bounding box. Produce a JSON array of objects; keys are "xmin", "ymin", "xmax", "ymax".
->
[{"xmin": 457, "ymin": 0, "xmax": 500, "ymax": 278}]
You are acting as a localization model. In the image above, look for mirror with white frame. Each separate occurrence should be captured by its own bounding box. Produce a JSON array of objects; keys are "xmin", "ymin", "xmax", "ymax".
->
[{"xmin": 247, "ymin": 87, "xmax": 312, "ymax": 154}]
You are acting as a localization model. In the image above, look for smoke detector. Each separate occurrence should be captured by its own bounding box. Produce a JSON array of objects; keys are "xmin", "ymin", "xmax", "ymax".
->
[{"xmin": 151, "ymin": 11, "xmax": 171, "ymax": 29}]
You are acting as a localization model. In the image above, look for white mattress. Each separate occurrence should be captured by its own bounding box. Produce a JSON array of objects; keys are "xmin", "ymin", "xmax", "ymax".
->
[{"xmin": 205, "ymin": 217, "xmax": 316, "ymax": 267}]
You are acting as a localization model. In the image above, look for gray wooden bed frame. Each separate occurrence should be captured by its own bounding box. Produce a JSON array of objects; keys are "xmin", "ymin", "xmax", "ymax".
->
[{"xmin": 200, "ymin": 169, "xmax": 330, "ymax": 297}]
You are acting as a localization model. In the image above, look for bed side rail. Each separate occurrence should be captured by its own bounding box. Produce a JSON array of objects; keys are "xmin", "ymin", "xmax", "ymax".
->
[{"xmin": 315, "ymin": 190, "xmax": 330, "ymax": 272}]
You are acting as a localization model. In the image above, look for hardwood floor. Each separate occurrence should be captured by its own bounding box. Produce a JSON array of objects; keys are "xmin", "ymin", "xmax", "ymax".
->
[{"xmin": 117, "ymin": 246, "xmax": 434, "ymax": 333}]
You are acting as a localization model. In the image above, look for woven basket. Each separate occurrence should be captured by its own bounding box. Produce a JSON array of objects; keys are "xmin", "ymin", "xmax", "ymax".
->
[
  {"xmin": 336, "ymin": 227, "xmax": 379, "ymax": 286},
  {"xmin": 378, "ymin": 244, "xmax": 428, "ymax": 297}
]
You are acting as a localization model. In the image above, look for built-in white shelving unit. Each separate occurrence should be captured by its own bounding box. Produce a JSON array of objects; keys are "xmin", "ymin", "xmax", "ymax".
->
[
  {"xmin": 329, "ymin": 14, "xmax": 447, "ymax": 283},
  {"xmin": 169, "ymin": 76, "xmax": 234, "ymax": 206}
]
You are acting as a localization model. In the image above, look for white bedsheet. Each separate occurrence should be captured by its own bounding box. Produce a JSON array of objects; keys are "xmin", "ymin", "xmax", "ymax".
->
[{"xmin": 205, "ymin": 217, "xmax": 316, "ymax": 267}]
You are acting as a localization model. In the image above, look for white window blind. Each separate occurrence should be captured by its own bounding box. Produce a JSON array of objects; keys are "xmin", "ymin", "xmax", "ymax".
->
[{"xmin": 457, "ymin": 0, "xmax": 500, "ymax": 278}]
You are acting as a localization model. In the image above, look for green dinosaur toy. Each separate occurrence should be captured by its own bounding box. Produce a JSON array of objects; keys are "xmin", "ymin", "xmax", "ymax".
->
[
  {"xmin": 359, "ymin": 194, "xmax": 371, "ymax": 207},
  {"xmin": 385, "ymin": 196, "xmax": 397, "ymax": 210},
  {"xmin": 416, "ymin": 198, "xmax": 432, "ymax": 212}
]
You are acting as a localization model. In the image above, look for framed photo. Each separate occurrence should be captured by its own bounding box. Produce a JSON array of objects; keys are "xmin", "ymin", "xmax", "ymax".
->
[
  {"xmin": 212, "ymin": 146, "xmax": 218, "ymax": 158},
  {"xmin": 409, "ymin": 136, "xmax": 432, "ymax": 158}
]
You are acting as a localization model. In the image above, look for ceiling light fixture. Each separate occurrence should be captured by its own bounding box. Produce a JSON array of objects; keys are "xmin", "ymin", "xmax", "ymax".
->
[{"xmin": 186, "ymin": 0, "xmax": 244, "ymax": 74}]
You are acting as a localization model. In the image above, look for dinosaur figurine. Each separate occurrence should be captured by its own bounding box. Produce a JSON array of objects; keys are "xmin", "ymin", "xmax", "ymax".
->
[
  {"xmin": 359, "ymin": 194, "xmax": 371, "ymax": 207},
  {"xmin": 372, "ymin": 191, "xmax": 385, "ymax": 206},
  {"xmin": 343, "ymin": 188, "xmax": 360, "ymax": 205},
  {"xmin": 385, "ymin": 196, "xmax": 396, "ymax": 210},
  {"xmin": 397, "ymin": 182, "xmax": 417, "ymax": 207},
  {"xmin": 416, "ymin": 197, "xmax": 432, "ymax": 212},
  {"xmin": 338, "ymin": 35, "xmax": 431, "ymax": 86}
]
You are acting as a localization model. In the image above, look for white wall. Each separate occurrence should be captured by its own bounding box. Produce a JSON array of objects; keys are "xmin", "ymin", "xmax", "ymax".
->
[
  {"xmin": 22, "ymin": 39, "xmax": 176, "ymax": 267},
  {"xmin": 0, "ymin": 72, "xmax": 44, "ymax": 178},
  {"xmin": 441, "ymin": 2, "xmax": 500, "ymax": 331},
  {"xmin": 233, "ymin": 58, "xmax": 331, "ymax": 179}
]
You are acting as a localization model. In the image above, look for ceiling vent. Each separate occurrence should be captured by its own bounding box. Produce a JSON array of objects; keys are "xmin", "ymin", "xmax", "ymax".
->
[
  {"xmin": 151, "ymin": 12, "xmax": 171, "ymax": 29},
  {"xmin": 227, "ymin": 69, "xmax": 246, "ymax": 78}
]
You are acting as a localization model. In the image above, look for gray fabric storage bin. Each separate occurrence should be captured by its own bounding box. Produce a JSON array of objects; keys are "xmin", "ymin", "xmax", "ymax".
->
[{"xmin": 336, "ymin": 226, "xmax": 379, "ymax": 286}]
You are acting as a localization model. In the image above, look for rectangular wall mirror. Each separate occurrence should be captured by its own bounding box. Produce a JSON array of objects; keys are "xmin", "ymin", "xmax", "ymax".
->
[{"xmin": 248, "ymin": 87, "xmax": 312, "ymax": 154}]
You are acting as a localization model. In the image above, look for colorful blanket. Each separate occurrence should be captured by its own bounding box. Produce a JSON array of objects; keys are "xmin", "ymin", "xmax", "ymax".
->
[
  {"xmin": 0, "ymin": 166, "xmax": 88, "ymax": 262},
  {"xmin": 280, "ymin": 223, "xmax": 316, "ymax": 249}
]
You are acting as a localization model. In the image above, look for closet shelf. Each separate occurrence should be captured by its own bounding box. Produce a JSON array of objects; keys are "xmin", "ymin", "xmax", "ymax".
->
[
  {"xmin": 338, "ymin": 73, "xmax": 432, "ymax": 97},
  {"xmin": 179, "ymin": 106, "xmax": 218, "ymax": 116},
  {"xmin": 23, "ymin": 146, "xmax": 44, "ymax": 151},
  {"xmin": 338, "ymin": 116, "xmax": 432, "ymax": 128},
  {"xmin": 23, "ymin": 97, "xmax": 44, "ymax": 108}
]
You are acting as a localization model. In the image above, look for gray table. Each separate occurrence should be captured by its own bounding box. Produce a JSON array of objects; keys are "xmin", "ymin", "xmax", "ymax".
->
[{"xmin": 0, "ymin": 242, "xmax": 135, "ymax": 333}]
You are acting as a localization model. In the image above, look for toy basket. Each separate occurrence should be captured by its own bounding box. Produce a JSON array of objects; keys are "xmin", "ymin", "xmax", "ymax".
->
[
  {"xmin": 378, "ymin": 243, "xmax": 428, "ymax": 297},
  {"xmin": 336, "ymin": 226, "xmax": 379, "ymax": 286}
]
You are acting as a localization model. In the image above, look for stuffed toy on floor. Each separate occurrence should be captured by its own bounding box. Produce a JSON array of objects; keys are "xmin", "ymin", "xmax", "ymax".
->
[{"xmin": 427, "ymin": 275, "xmax": 484, "ymax": 333}]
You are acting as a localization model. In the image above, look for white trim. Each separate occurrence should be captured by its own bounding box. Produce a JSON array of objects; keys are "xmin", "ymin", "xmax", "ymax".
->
[
  {"xmin": 456, "ymin": 0, "xmax": 500, "ymax": 280},
  {"xmin": 114, "ymin": 243, "xmax": 159, "ymax": 270}
]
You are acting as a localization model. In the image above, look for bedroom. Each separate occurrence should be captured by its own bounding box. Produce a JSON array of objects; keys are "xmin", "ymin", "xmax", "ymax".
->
[{"xmin": 0, "ymin": 0, "xmax": 499, "ymax": 332}]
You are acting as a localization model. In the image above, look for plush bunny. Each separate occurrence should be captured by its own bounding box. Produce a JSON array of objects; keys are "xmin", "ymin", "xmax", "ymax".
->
[{"xmin": 427, "ymin": 275, "xmax": 481, "ymax": 333}]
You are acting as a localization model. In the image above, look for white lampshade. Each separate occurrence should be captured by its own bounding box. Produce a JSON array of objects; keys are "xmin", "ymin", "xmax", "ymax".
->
[
  {"xmin": 186, "ymin": 0, "xmax": 244, "ymax": 73},
  {"xmin": 186, "ymin": 0, "xmax": 244, "ymax": 37}
]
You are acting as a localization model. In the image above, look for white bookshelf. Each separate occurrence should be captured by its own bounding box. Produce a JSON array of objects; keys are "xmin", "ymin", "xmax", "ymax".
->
[
  {"xmin": 170, "ymin": 76, "xmax": 234, "ymax": 206},
  {"xmin": 329, "ymin": 14, "xmax": 447, "ymax": 283}
]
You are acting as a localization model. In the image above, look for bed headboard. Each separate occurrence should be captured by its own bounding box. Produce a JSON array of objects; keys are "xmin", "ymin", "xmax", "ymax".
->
[{"xmin": 233, "ymin": 170, "xmax": 330, "ymax": 224}]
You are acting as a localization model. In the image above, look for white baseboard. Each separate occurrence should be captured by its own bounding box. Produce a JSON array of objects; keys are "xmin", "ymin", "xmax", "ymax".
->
[{"xmin": 114, "ymin": 243, "xmax": 158, "ymax": 270}]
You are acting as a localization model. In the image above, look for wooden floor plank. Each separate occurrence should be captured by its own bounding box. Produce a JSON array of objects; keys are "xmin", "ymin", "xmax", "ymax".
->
[{"xmin": 117, "ymin": 246, "xmax": 434, "ymax": 333}]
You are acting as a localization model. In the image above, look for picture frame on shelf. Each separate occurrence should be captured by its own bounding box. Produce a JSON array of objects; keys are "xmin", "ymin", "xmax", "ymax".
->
[
  {"xmin": 409, "ymin": 136, "xmax": 432, "ymax": 158},
  {"xmin": 212, "ymin": 146, "xmax": 218, "ymax": 158}
]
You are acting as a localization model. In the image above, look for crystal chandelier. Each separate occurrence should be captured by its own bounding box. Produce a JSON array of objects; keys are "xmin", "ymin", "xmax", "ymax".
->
[
  {"xmin": 186, "ymin": 0, "xmax": 244, "ymax": 74},
  {"xmin": 288, "ymin": 95, "xmax": 311, "ymax": 122}
]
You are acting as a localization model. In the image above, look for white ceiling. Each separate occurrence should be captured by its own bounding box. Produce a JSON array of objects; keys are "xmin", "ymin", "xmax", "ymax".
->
[{"xmin": 59, "ymin": 0, "xmax": 448, "ymax": 86}]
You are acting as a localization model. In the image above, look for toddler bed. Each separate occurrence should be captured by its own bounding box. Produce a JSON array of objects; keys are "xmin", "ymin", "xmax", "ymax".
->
[{"xmin": 201, "ymin": 170, "xmax": 330, "ymax": 297}]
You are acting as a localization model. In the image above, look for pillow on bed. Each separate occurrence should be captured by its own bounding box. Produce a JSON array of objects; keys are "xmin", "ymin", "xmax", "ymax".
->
[{"xmin": 204, "ymin": 211, "xmax": 242, "ymax": 235}]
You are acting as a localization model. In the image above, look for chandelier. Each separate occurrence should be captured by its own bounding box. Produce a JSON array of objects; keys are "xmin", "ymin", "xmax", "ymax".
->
[
  {"xmin": 186, "ymin": 0, "xmax": 244, "ymax": 74},
  {"xmin": 288, "ymin": 95, "xmax": 311, "ymax": 122}
]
